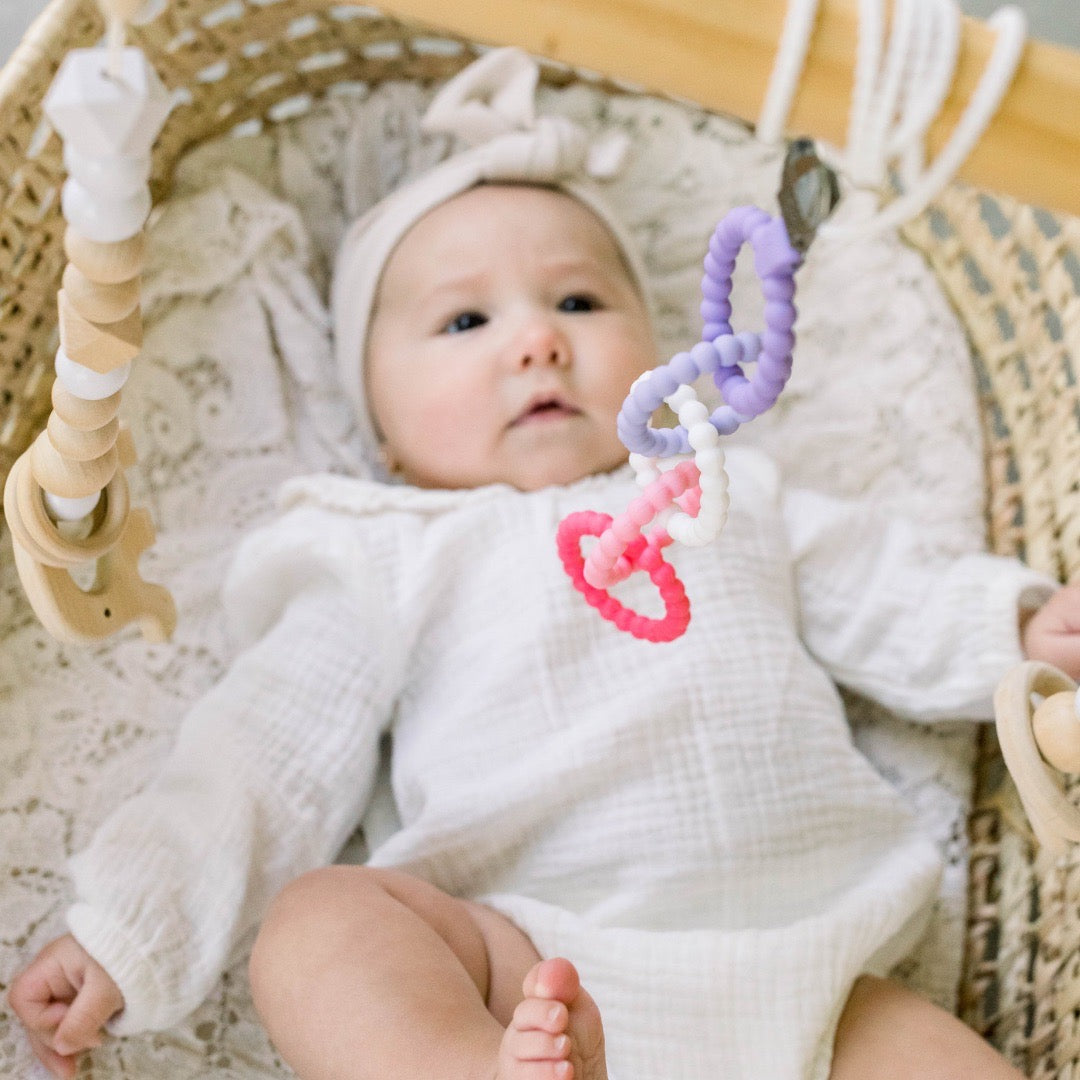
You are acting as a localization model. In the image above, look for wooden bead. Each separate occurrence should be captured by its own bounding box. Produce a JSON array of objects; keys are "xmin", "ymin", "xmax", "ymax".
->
[
  {"xmin": 58, "ymin": 289, "xmax": 142, "ymax": 373},
  {"xmin": 62, "ymin": 263, "xmax": 140, "ymax": 323},
  {"xmin": 30, "ymin": 429, "xmax": 119, "ymax": 500},
  {"xmin": 47, "ymin": 412, "xmax": 120, "ymax": 462},
  {"xmin": 1033, "ymin": 691, "xmax": 1080, "ymax": 773},
  {"xmin": 51, "ymin": 380, "xmax": 122, "ymax": 431},
  {"xmin": 64, "ymin": 228, "xmax": 146, "ymax": 284}
]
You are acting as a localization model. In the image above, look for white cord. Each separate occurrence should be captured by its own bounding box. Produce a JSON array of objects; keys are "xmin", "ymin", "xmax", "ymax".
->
[
  {"xmin": 106, "ymin": 15, "xmax": 126, "ymax": 80},
  {"xmin": 758, "ymin": 0, "xmax": 1027, "ymax": 238},
  {"xmin": 757, "ymin": 0, "xmax": 822, "ymax": 144}
]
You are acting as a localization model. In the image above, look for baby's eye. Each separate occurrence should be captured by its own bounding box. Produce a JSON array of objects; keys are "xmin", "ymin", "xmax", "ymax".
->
[
  {"xmin": 558, "ymin": 294, "xmax": 598, "ymax": 313},
  {"xmin": 443, "ymin": 311, "xmax": 487, "ymax": 334}
]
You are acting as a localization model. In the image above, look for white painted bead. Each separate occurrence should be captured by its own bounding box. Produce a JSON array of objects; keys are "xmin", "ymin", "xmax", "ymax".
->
[
  {"xmin": 44, "ymin": 46, "xmax": 172, "ymax": 159},
  {"xmin": 61, "ymin": 178, "xmax": 151, "ymax": 243},
  {"xmin": 64, "ymin": 144, "xmax": 151, "ymax": 198},
  {"xmin": 55, "ymin": 347, "xmax": 131, "ymax": 400},
  {"xmin": 44, "ymin": 490, "xmax": 102, "ymax": 521}
]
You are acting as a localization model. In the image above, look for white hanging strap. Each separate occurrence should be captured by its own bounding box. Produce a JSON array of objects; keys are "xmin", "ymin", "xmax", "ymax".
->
[
  {"xmin": 105, "ymin": 16, "xmax": 126, "ymax": 80},
  {"xmin": 757, "ymin": 0, "xmax": 822, "ymax": 144},
  {"xmin": 758, "ymin": 0, "xmax": 1028, "ymax": 239}
]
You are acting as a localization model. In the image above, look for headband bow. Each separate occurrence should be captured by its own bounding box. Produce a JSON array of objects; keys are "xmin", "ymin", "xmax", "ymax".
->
[{"xmin": 421, "ymin": 48, "xmax": 630, "ymax": 182}]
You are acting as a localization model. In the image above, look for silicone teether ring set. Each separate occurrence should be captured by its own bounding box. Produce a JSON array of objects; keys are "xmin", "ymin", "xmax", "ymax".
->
[{"xmin": 557, "ymin": 201, "xmax": 806, "ymax": 643}]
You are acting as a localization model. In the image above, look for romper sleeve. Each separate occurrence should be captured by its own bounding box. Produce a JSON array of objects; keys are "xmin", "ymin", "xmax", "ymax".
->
[
  {"xmin": 782, "ymin": 484, "xmax": 1059, "ymax": 722},
  {"xmin": 65, "ymin": 505, "xmax": 405, "ymax": 1034}
]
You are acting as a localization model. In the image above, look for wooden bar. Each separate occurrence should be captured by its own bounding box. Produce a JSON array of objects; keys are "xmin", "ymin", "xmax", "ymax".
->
[{"xmin": 371, "ymin": 0, "xmax": 1080, "ymax": 216}]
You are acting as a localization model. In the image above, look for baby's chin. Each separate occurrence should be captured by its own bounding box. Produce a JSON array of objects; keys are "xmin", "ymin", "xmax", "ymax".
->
[
  {"xmin": 504, "ymin": 452, "xmax": 628, "ymax": 493},
  {"xmin": 397, "ymin": 447, "xmax": 628, "ymax": 492}
]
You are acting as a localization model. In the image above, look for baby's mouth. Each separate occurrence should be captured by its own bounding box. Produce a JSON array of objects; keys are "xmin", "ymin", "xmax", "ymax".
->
[{"xmin": 511, "ymin": 397, "xmax": 582, "ymax": 427}]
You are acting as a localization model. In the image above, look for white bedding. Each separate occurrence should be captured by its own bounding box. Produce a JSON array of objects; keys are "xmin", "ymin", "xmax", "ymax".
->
[{"xmin": 0, "ymin": 76, "xmax": 985, "ymax": 1077}]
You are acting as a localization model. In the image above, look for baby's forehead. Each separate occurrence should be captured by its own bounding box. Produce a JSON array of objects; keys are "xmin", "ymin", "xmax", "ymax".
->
[{"xmin": 389, "ymin": 184, "xmax": 634, "ymax": 284}]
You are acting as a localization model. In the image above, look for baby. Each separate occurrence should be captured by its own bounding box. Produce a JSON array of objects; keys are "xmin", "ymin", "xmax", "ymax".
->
[{"xmin": 10, "ymin": 48, "xmax": 1080, "ymax": 1080}]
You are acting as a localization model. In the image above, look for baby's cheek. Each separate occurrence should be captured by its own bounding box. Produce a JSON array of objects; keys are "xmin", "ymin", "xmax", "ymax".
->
[{"xmin": 411, "ymin": 393, "xmax": 478, "ymax": 453}]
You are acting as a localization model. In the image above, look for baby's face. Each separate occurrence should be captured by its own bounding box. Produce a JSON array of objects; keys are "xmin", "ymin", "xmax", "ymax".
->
[{"xmin": 366, "ymin": 185, "xmax": 656, "ymax": 491}]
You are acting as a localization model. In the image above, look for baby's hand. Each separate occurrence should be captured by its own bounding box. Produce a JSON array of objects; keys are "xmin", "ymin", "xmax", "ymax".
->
[
  {"xmin": 1022, "ymin": 583, "xmax": 1080, "ymax": 680},
  {"xmin": 8, "ymin": 933, "xmax": 123, "ymax": 1079}
]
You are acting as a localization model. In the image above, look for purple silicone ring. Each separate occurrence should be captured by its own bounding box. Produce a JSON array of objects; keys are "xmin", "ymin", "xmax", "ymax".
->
[{"xmin": 618, "ymin": 206, "xmax": 802, "ymax": 457}]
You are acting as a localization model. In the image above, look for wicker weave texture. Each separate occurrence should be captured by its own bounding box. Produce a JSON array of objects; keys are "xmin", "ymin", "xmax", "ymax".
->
[
  {"xmin": 1, "ymin": 1, "xmax": 1079, "ymax": 1074},
  {"xmin": 904, "ymin": 188, "xmax": 1080, "ymax": 1074}
]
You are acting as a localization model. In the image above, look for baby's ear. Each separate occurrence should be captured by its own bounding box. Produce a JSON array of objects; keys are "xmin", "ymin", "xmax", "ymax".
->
[{"xmin": 377, "ymin": 443, "xmax": 400, "ymax": 475}]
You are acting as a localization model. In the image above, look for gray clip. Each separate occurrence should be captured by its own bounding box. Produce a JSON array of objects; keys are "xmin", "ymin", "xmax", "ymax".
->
[{"xmin": 777, "ymin": 139, "xmax": 840, "ymax": 254}]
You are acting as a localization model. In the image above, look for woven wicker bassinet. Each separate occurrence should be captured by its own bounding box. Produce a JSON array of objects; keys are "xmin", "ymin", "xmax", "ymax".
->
[{"xmin": 1, "ymin": 0, "xmax": 1079, "ymax": 1074}]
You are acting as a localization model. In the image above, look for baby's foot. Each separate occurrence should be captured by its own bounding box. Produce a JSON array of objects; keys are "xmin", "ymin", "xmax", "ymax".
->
[{"xmin": 497, "ymin": 957, "xmax": 608, "ymax": 1080}]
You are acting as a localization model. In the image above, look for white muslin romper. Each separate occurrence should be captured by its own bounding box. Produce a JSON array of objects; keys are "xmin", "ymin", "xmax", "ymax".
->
[{"xmin": 66, "ymin": 448, "xmax": 1054, "ymax": 1078}]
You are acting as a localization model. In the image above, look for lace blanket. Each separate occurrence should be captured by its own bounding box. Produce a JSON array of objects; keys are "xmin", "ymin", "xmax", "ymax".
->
[{"xmin": 0, "ymin": 79, "xmax": 985, "ymax": 1077}]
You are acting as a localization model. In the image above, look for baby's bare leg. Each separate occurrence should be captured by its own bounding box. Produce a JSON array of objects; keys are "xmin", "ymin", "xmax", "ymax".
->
[
  {"xmin": 249, "ymin": 865, "xmax": 604, "ymax": 1080},
  {"xmin": 831, "ymin": 975, "xmax": 1026, "ymax": 1080}
]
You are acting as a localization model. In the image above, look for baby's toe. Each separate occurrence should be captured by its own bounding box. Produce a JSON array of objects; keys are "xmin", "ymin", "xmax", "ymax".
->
[
  {"xmin": 511, "ymin": 997, "xmax": 569, "ymax": 1035},
  {"xmin": 505, "ymin": 1029, "xmax": 571, "ymax": 1063},
  {"xmin": 522, "ymin": 958, "xmax": 581, "ymax": 1005}
]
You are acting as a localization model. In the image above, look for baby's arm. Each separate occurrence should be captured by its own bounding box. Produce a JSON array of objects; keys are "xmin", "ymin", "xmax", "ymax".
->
[
  {"xmin": 784, "ymin": 484, "xmax": 1058, "ymax": 720},
  {"xmin": 8, "ymin": 935, "xmax": 122, "ymax": 1080},
  {"xmin": 13, "ymin": 506, "xmax": 406, "ymax": 1058},
  {"xmin": 63, "ymin": 581, "xmax": 399, "ymax": 1034}
]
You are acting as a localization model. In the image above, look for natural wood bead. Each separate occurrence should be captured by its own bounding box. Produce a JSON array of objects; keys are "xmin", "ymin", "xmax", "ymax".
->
[
  {"xmin": 51, "ymin": 381, "xmax": 121, "ymax": 431},
  {"xmin": 1033, "ymin": 691, "xmax": 1080, "ymax": 774},
  {"xmin": 47, "ymin": 412, "xmax": 120, "ymax": 462},
  {"xmin": 62, "ymin": 263, "xmax": 140, "ymax": 323},
  {"xmin": 64, "ymin": 228, "xmax": 146, "ymax": 284},
  {"xmin": 30, "ymin": 430, "xmax": 119, "ymax": 500},
  {"xmin": 58, "ymin": 289, "xmax": 142, "ymax": 374}
]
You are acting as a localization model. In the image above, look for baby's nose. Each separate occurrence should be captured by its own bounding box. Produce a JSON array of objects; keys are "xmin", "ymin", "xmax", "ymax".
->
[{"xmin": 514, "ymin": 319, "xmax": 569, "ymax": 369}]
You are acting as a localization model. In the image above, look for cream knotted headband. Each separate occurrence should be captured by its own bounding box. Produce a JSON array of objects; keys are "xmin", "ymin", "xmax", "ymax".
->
[{"xmin": 331, "ymin": 47, "xmax": 651, "ymax": 465}]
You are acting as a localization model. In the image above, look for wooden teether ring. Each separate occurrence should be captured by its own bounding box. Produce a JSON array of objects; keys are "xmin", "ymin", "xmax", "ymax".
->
[
  {"xmin": 5, "ymin": 449, "xmax": 130, "ymax": 568},
  {"xmin": 994, "ymin": 660, "xmax": 1080, "ymax": 855}
]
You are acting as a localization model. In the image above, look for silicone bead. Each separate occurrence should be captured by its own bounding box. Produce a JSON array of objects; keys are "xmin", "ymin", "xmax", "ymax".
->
[{"xmin": 55, "ymin": 347, "xmax": 131, "ymax": 400}]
